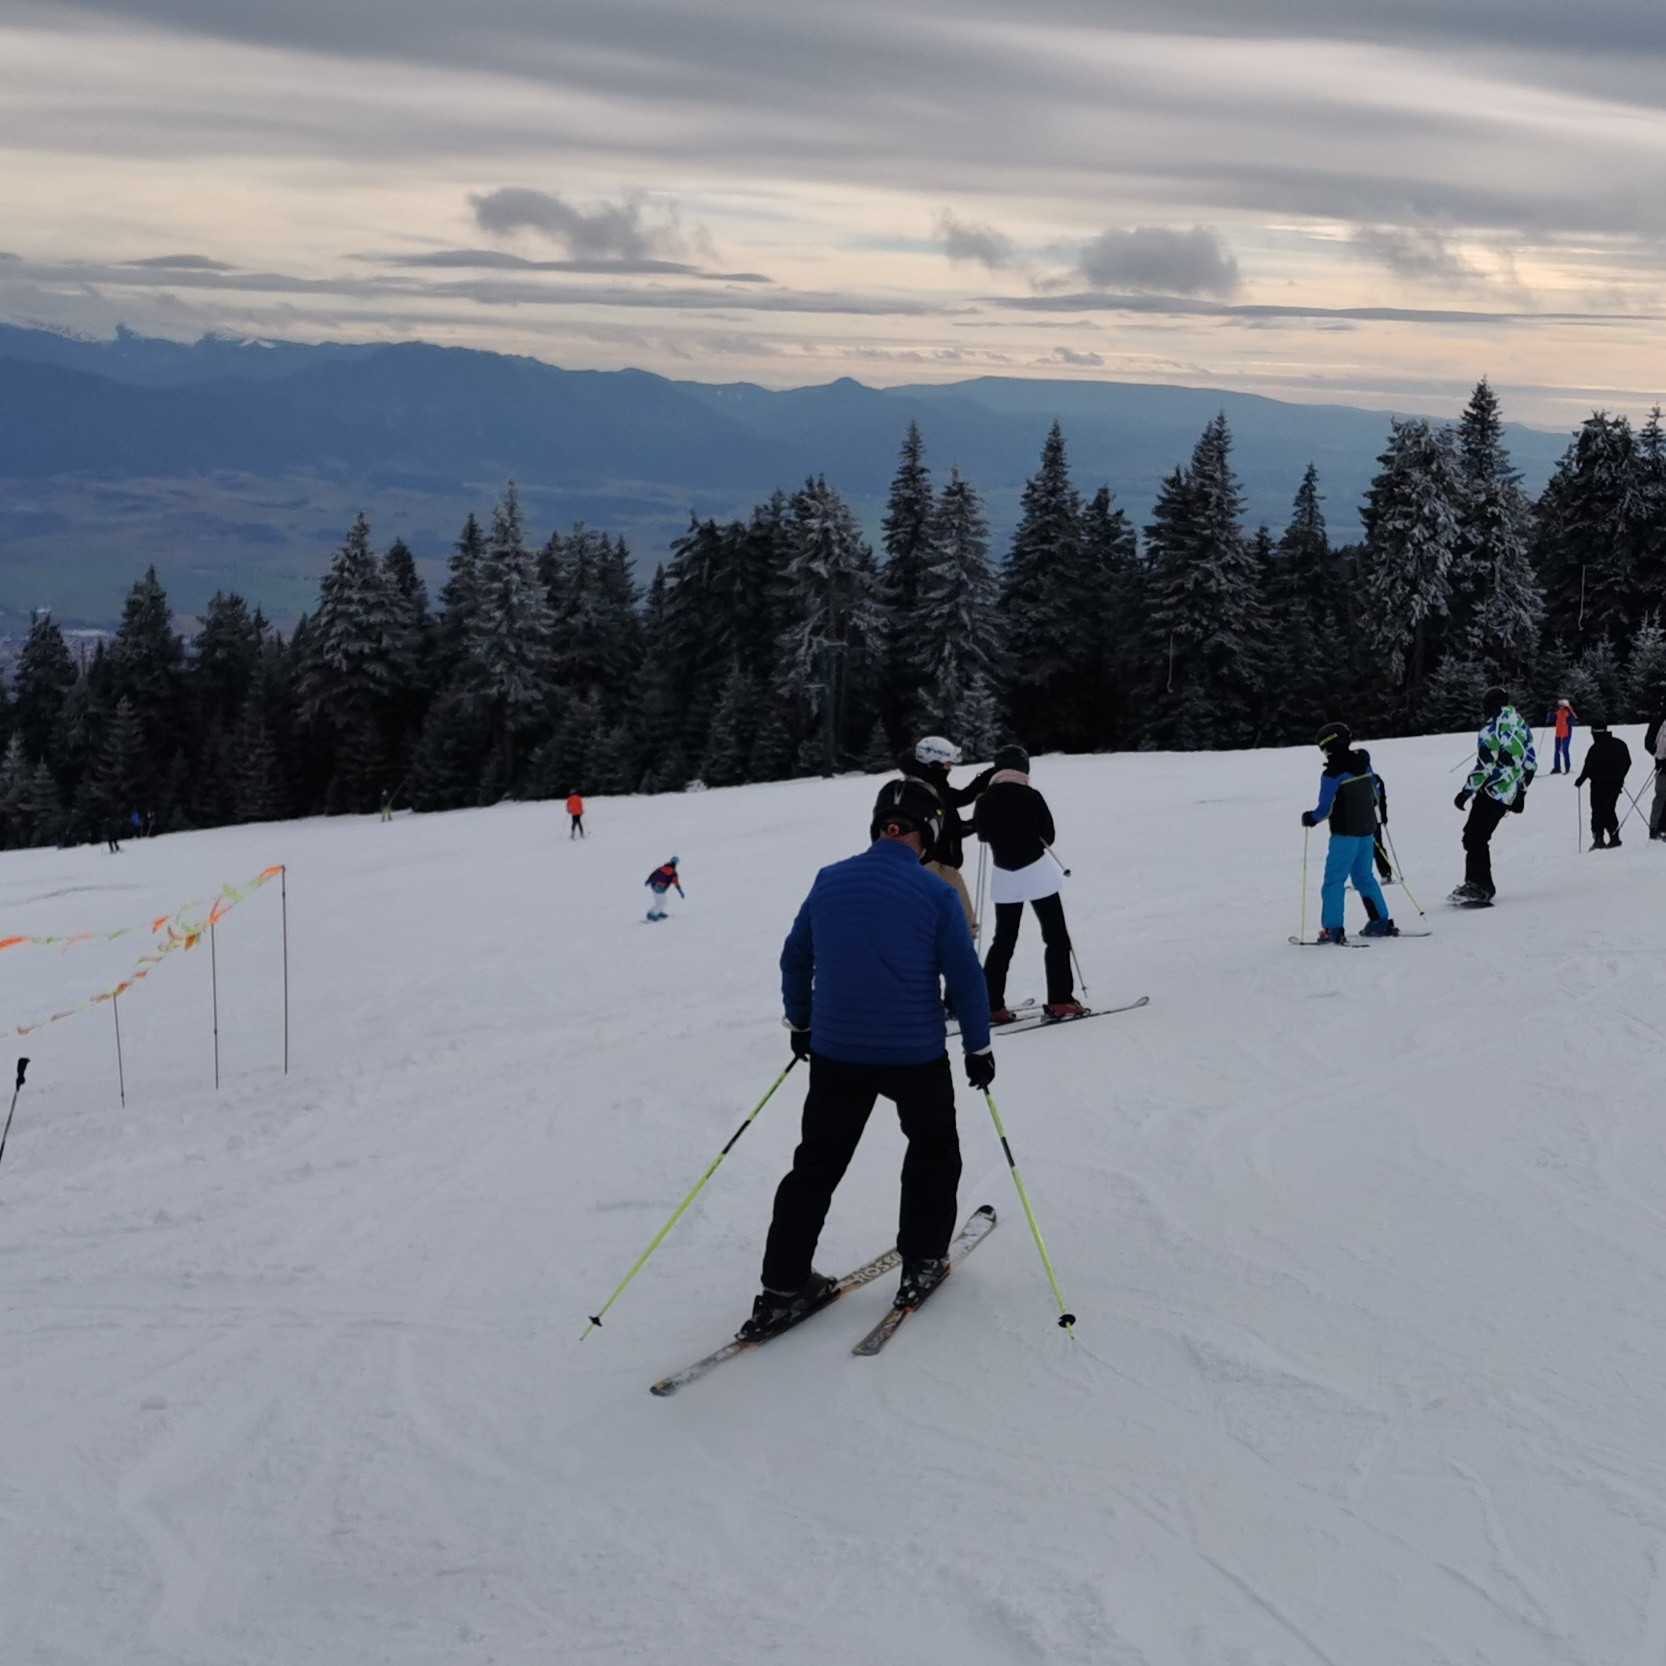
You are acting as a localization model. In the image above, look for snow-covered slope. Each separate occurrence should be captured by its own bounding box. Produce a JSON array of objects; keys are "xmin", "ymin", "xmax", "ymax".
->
[{"xmin": 4, "ymin": 730, "xmax": 1666, "ymax": 1665}]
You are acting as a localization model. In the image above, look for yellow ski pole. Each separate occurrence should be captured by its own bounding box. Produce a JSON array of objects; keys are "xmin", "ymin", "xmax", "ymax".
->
[
  {"xmin": 581, "ymin": 1057, "xmax": 799, "ymax": 1339},
  {"xmin": 983, "ymin": 1090, "xmax": 1076, "ymax": 1333}
]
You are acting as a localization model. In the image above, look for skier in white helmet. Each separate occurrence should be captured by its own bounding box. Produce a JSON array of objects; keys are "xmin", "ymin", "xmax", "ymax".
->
[{"xmin": 897, "ymin": 735, "xmax": 993, "ymax": 930}]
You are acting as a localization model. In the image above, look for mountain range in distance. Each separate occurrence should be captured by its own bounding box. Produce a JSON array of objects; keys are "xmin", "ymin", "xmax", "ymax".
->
[{"xmin": 0, "ymin": 322, "xmax": 1573, "ymax": 628}]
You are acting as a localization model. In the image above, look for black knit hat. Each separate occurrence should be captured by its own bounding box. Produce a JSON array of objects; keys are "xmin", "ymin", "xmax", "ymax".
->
[
  {"xmin": 871, "ymin": 777, "xmax": 945, "ymax": 848},
  {"xmin": 993, "ymin": 743, "xmax": 1029, "ymax": 773},
  {"xmin": 1482, "ymin": 685, "xmax": 1507, "ymax": 717}
]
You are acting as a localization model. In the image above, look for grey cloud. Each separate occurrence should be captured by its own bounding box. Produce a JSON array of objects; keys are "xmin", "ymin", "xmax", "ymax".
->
[
  {"xmin": 1044, "ymin": 346, "xmax": 1105, "ymax": 367},
  {"xmin": 992, "ymin": 291, "xmax": 1657, "ymax": 327},
  {"xmin": 935, "ymin": 211, "xmax": 1014, "ymax": 270},
  {"xmin": 470, "ymin": 188, "xmax": 681, "ymax": 261},
  {"xmin": 1075, "ymin": 226, "xmax": 1240, "ymax": 297},
  {"xmin": 1348, "ymin": 225, "xmax": 1478, "ymax": 284},
  {"xmin": 362, "ymin": 248, "xmax": 771, "ymax": 282},
  {"xmin": 123, "ymin": 253, "xmax": 238, "ymax": 271}
]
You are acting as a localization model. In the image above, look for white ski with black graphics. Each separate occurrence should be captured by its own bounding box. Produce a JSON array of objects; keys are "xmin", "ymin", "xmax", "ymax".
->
[{"xmin": 850, "ymin": 1204, "xmax": 999, "ymax": 1357}]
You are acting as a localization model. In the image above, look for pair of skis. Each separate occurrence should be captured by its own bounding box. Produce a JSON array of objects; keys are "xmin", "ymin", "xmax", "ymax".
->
[
  {"xmin": 649, "ymin": 1204, "xmax": 997, "ymax": 1397},
  {"xmin": 947, "ymin": 993, "xmax": 1150, "ymax": 1041},
  {"xmin": 1287, "ymin": 930, "xmax": 1433, "ymax": 947}
]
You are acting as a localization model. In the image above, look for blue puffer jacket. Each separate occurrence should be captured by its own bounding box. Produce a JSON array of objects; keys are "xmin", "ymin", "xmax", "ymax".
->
[{"xmin": 781, "ymin": 839, "xmax": 992, "ymax": 1065}]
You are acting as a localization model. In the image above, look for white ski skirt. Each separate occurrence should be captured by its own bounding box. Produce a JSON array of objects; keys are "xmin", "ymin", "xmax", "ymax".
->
[{"xmin": 990, "ymin": 855, "xmax": 1060, "ymax": 906}]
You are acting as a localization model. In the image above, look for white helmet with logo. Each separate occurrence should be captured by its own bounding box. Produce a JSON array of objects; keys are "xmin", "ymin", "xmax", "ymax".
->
[{"xmin": 914, "ymin": 735, "xmax": 962, "ymax": 768}]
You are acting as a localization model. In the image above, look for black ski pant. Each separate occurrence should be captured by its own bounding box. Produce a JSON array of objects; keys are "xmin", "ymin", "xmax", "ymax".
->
[
  {"xmin": 761, "ymin": 1055, "xmax": 960, "ymax": 1293},
  {"xmin": 983, "ymin": 893, "xmax": 1074, "ymax": 1007},
  {"xmin": 570, "ymin": 814, "xmax": 584, "ymax": 838},
  {"xmin": 1589, "ymin": 783, "xmax": 1622, "ymax": 843},
  {"xmin": 1462, "ymin": 792, "xmax": 1509, "ymax": 894}
]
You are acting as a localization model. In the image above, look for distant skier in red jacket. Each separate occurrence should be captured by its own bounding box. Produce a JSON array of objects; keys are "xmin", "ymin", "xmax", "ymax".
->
[
  {"xmin": 1546, "ymin": 698, "xmax": 1578, "ymax": 774},
  {"xmin": 566, "ymin": 790, "xmax": 585, "ymax": 838}
]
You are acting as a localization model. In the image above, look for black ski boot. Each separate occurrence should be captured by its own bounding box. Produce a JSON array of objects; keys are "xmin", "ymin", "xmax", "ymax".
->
[
  {"xmin": 737, "ymin": 1271, "xmax": 836, "ymax": 1340},
  {"xmin": 894, "ymin": 1257, "xmax": 950, "ymax": 1310}
]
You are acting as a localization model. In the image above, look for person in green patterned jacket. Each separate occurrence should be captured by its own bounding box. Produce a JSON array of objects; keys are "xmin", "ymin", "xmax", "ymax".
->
[{"xmin": 1450, "ymin": 685, "xmax": 1536, "ymax": 906}]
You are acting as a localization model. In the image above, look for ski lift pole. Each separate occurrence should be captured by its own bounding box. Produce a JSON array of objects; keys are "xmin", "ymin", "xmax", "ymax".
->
[{"xmin": 580, "ymin": 1057, "xmax": 800, "ymax": 1339}]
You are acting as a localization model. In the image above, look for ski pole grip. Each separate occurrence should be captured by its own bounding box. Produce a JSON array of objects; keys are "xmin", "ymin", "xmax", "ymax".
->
[{"xmin": 15, "ymin": 1059, "xmax": 27, "ymax": 1090}]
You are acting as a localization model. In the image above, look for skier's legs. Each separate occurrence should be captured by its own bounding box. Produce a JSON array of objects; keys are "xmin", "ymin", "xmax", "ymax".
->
[
  {"xmin": 1347, "ymin": 835, "xmax": 1390, "ymax": 919},
  {"xmin": 1593, "ymin": 785, "xmax": 1621, "ymax": 841},
  {"xmin": 886, "ymin": 1058, "xmax": 961, "ymax": 1263},
  {"xmin": 1319, "ymin": 835, "xmax": 1353, "ymax": 930},
  {"xmin": 1555, "ymin": 735, "xmax": 1571, "ymax": 772},
  {"xmin": 1030, "ymin": 893, "xmax": 1075, "ymax": 1003},
  {"xmin": 1463, "ymin": 794, "xmax": 1507, "ymax": 892},
  {"xmin": 983, "ymin": 901, "xmax": 1024, "ymax": 1008},
  {"xmin": 925, "ymin": 860, "xmax": 974, "ymax": 929},
  {"xmin": 761, "ymin": 1059, "xmax": 880, "ymax": 1291},
  {"xmin": 1652, "ymin": 769, "xmax": 1666, "ymax": 836}
]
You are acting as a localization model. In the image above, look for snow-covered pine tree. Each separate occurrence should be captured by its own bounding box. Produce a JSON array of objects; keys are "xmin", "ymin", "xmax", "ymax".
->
[
  {"xmin": 1359, "ymin": 418, "xmax": 1463, "ymax": 723},
  {"xmin": 437, "ymin": 513, "xmax": 486, "ymax": 683},
  {"xmin": 300, "ymin": 514, "xmax": 396, "ymax": 728},
  {"xmin": 467, "ymin": 482, "xmax": 556, "ymax": 791},
  {"xmin": 13, "ymin": 612, "xmax": 78, "ymax": 763},
  {"xmin": 24, "ymin": 760, "xmax": 62, "ymax": 847},
  {"xmin": 1000, "ymin": 421, "xmax": 1091, "ymax": 749},
  {"xmin": 1077, "ymin": 484, "xmax": 1140, "ymax": 747},
  {"xmin": 1625, "ymin": 612, "xmax": 1666, "ymax": 718},
  {"xmin": 1452, "ymin": 379, "xmax": 1541, "ymax": 678},
  {"xmin": 878, "ymin": 422, "xmax": 936, "ymax": 740},
  {"xmin": 1142, "ymin": 414, "xmax": 1271, "ymax": 748},
  {"xmin": 917, "ymin": 467, "xmax": 1002, "ymax": 741},
  {"xmin": 1575, "ymin": 638, "xmax": 1625, "ymax": 724},
  {"xmin": 775, "ymin": 477, "xmax": 881, "ymax": 775},
  {"xmin": 91, "ymin": 696, "xmax": 146, "ymax": 829},
  {"xmin": 699, "ymin": 660, "xmax": 754, "ymax": 787},
  {"xmin": 0, "ymin": 734, "xmax": 30, "ymax": 848},
  {"xmin": 233, "ymin": 704, "xmax": 288, "ymax": 824},
  {"xmin": 1261, "ymin": 464, "xmax": 1334, "ymax": 741},
  {"xmin": 1532, "ymin": 413, "xmax": 1647, "ymax": 648}
]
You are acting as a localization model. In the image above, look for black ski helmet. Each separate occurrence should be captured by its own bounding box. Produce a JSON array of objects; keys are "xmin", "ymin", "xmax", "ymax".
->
[
  {"xmin": 1482, "ymin": 684, "xmax": 1507, "ymax": 718},
  {"xmin": 1316, "ymin": 720, "xmax": 1352, "ymax": 755},
  {"xmin": 871, "ymin": 777, "xmax": 945, "ymax": 851}
]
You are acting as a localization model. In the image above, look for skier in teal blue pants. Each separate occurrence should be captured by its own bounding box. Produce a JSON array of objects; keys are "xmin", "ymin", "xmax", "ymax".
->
[{"xmin": 1300, "ymin": 722, "xmax": 1396, "ymax": 944}]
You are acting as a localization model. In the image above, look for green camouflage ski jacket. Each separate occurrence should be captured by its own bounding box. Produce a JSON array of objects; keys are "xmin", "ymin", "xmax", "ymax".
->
[{"xmin": 1466, "ymin": 705, "xmax": 1537, "ymax": 805}]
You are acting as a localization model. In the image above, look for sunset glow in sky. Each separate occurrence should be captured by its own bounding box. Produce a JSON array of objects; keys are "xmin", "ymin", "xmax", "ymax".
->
[{"xmin": 5, "ymin": 0, "xmax": 1666, "ymax": 424}]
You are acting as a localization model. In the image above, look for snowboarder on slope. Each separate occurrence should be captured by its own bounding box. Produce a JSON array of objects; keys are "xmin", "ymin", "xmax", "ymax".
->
[
  {"xmin": 1573, "ymin": 722, "xmax": 1631, "ymax": 849},
  {"xmin": 742, "ymin": 777, "xmax": 994, "ymax": 1339},
  {"xmin": 1451, "ymin": 686, "xmax": 1536, "ymax": 905},
  {"xmin": 974, "ymin": 745, "xmax": 1084, "ymax": 1021},
  {"xmin": 898, "ymin": 736, "xmax": 993, "ymax": 930},
  {"xmin": 644, "ymin": 856, "xmax": 682, "ymax": 921},
  {"xmin": 1300, "ymin": 722, "xmax": 1397, "ymax": 943},
  {"xmin": 567, "ymin": 790, "xmax": 586, "ymax": 839},
  {"xmin": 1546, "ymin": 697, "xmax": 1579, "ymax": 774}
]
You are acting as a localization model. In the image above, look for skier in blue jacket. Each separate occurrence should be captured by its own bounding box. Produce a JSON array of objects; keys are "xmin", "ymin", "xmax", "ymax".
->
[
  {"xmin": 1300, "ymin": 721, "xmax": 1397, "ymax": 943},
  {"xmin": 742, "ymin": 777, "xmax": 994, "ymax": 1339}
]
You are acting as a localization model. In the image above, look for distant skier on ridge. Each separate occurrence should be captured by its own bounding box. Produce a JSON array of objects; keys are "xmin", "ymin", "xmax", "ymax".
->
[
  {"xmin": 741, "ymin": 777, "xmax": 994, "ymax": 1341},
  {"xmin": 1300, "ymin": 722, "xmax": 1397, "ymax": 943},
  {"xmin": 1450, "ymin": 686, "xmax": 1536, "ymax": 907},
  {"xmin": 567, "ymin": 789, "xmax": 586, "ymax": 839}
]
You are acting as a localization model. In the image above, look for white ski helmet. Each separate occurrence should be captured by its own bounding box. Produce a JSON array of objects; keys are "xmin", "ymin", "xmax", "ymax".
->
[{"xmin": 914, "ymin": 735, "xmax": 962, "ymax": 768}]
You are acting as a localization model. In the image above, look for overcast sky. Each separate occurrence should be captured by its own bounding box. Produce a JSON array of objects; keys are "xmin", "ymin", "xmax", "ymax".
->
[{"xmin": 4, "ymin": 0, "xmax": 1665, "ymax": 425}]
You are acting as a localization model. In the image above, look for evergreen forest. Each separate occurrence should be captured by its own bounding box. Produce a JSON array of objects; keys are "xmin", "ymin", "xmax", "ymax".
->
[{"xmin": 5, "ymin": 378, "xmax": 1666, "ymax": 848}]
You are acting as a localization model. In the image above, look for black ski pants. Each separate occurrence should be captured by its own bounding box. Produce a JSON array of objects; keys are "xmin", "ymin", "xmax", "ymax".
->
[
  {"xmin": 761, "ymin": 1055, "xmax": 960, "ymax": 1293},
  {"xmin": 1462, "ymin": 792, "xmax": 1509, "ymax": 894},
  {"xmin": 983, "ymin": 893, "xmax": 1074, "ymax": 1007},
  {"xmin": 569, "ymin": 814, "xmax": 584, "ymax": 838},
  {"xmin": 1589, "ymin": 782, "xmax": 1622, "ymax": 843}
]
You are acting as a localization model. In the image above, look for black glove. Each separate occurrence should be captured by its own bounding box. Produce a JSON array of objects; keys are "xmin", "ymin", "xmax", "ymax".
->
[
  {"xmin": 1509, "ymin": 786, "xmax": 1527, "ymax": 815},
  {"xmin": 1374, "ymin": 847, "xmax": 1393, "ymax": 882},
  {"xmin": 965, "ymin": 1049, "xmax": 996, "ymax": 1091},
  {"xmin": 1454, "ymin": 790, "xmax": 1472, "ymax": 811},
  {"xmin": 789, "ymin": 1028, "xmax": 812, "ymax": 1063},
  {"xmin": 1300, "ymin": 810, "xmax": 1318, "ymax": 828}
]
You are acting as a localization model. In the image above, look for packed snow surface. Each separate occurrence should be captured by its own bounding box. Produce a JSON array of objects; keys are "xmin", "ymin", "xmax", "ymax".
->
[{"xmin": 4, "ymin": 729, "xmax": 1666, "ymax": 1665}]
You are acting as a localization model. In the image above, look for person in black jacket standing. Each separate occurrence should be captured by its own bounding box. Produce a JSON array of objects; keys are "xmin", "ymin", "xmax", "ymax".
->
[
  {"xmin": 1573, "ymin": 721, "xmax": 1632, "ymax": 849},
  {"xmin": 899, "ymin": 736, "xmax": 993, "ymax": 929},
  {"xmin": 973, "ymin": 745, "xmax": 1083, "ymax": 1022}
]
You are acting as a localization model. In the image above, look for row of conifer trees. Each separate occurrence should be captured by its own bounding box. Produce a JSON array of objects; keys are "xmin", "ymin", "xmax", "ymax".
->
[{"xmin": 2, "ymin": 377, "xmax": 1664, "ymax": 848}]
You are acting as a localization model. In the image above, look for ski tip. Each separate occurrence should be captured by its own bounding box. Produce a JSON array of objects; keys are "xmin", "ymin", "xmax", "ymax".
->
[{"xmin": 974, "ymin": 1203, "xmax": 997, "ymax": 1222}]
